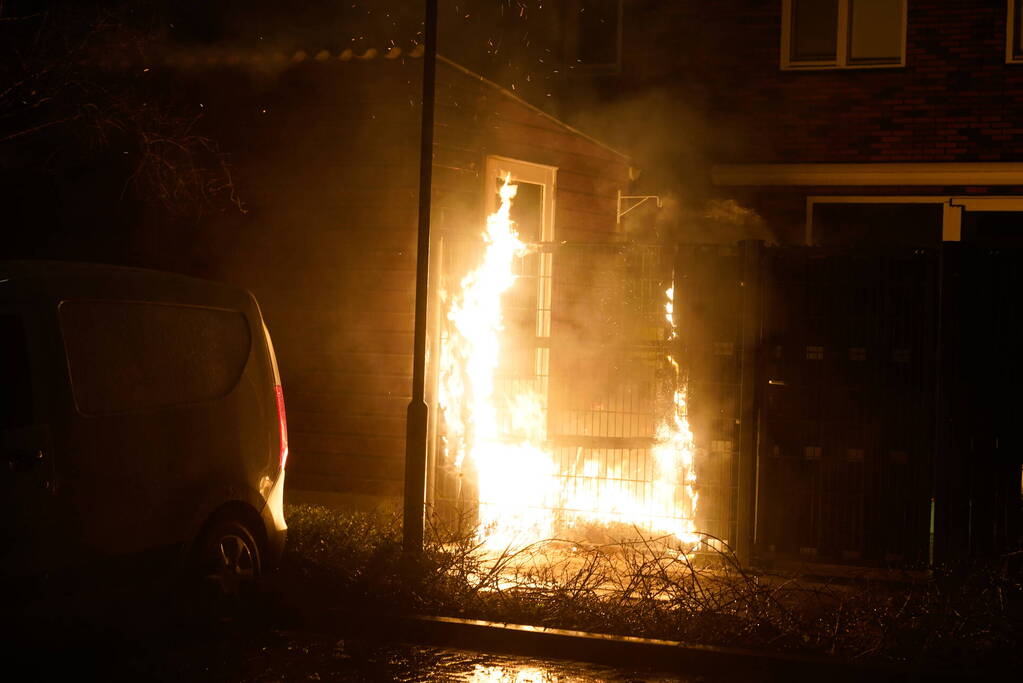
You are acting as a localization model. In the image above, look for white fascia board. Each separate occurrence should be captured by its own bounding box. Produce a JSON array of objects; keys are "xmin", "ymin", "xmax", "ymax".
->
[{"xmin": 712, "ymin": 163, "xmax": 1023, "ymax": 187}]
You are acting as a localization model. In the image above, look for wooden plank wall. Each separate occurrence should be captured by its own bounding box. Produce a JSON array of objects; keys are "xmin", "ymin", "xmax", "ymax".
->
[
  {"xmin": 433, "ymin": 62, "xmax": 630, "ymax": 244},
  {"xmin": 194, "ymin": 58, "xmax": 630, "ymax": 506}
]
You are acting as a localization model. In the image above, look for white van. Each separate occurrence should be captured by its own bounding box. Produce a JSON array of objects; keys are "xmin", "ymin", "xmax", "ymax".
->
[{"xmin": 0, "ymin": 261, "xmax": 287, "ymax": 597}]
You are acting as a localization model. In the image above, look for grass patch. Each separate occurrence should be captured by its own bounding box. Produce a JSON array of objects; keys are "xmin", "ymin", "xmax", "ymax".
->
[{"xmin": 277, "ymin": 503, "xmax": 1022, "ymax": 671}]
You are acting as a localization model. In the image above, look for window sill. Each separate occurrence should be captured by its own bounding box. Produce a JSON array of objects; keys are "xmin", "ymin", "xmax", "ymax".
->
[
  {"xmin": 568, "ymin": 63, "xmax": 622, "ymax": 77},
  {"xmin": 780, "ymin": 61, "xmax": 905, "ymax": 71}
]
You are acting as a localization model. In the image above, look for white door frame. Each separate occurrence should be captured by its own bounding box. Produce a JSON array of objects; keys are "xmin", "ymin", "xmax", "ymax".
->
[
  {"xmin": 484, "ymin": 156, "xmax": 557, "ymax": 243},
  {"xmin": 483, "ymin": 155, "xmax": 558, "ymax": 403}
]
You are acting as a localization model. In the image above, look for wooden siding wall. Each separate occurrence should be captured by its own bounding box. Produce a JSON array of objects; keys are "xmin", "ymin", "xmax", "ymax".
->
[
  {"xmin": 432, "ymin": 62, "xmax": 630, "ymax": 243},
  {"xmin": 191, "ymin": 59, "xmax": 629, "ymax": 504}
]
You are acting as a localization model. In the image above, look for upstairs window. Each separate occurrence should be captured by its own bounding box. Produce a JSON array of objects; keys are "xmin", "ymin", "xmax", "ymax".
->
[
  {"xmin": 781, "ymin": 0, "xmax": 906, "ymax": 70},
  {"xmin": 1008, "ymin": 0, "xmax": 1023, "ymax": 63},
  {"xmin": 566, "ymin": 0, "xmax": 623, "ymax": 74}
]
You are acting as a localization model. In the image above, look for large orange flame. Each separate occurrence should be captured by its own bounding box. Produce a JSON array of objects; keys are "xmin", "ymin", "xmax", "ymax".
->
[{"xmin": 439, "ymin": 177, "xmax": 698, "ymax": 551}]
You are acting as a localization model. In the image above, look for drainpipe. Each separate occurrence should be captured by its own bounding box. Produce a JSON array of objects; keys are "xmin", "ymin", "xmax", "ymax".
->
[
  {"xmin": 735, "ymin": 239, "xmax": 764, "ymax": 567},
  {"xmin": 403, "ymin": 0, "xmax": 439, "ymax": 557}
]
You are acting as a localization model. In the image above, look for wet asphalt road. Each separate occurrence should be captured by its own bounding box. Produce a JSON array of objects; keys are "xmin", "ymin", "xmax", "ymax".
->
[
  {"xmin": 10, "ymin": 621, "xmax": 700, "ymax": 682},
  {"xmin": 6, "ymin": 580, "xmax": 708, "ymax": 682},
  {"xmin": 7, "ymin": 590, "xmax": 699, "ymax": 683}
]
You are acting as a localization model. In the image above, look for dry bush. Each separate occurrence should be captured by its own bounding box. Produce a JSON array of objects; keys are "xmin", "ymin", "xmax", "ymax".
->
[{"xmin": 280, "ymin": 504, "xmax": 1022, "ymax": 670}]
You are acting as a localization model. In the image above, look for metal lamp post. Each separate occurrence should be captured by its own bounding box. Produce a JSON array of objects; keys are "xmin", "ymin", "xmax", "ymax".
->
[{"xmin": 403, "ymin": 0, "xmax": 438, "ymax": 556}]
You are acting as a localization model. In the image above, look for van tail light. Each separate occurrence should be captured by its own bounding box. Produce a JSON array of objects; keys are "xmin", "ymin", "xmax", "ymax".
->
[{"xmin": 274, "ymin": 384, "xmax": 289, "ymax": 470}]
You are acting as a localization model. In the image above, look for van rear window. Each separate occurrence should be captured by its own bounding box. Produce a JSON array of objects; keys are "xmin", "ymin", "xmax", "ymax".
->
[
  {"xmin": 59, "ymin": 301, "xmax": 251, "ymax": 415},
  {"xmin": 1, "ymin": 314, "xmax": 34, "ymax": 429}
]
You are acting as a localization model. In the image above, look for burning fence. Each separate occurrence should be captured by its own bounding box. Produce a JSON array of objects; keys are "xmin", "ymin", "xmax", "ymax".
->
[
  {"xmin": 430, "ymin": 195, "xmax": 1023, "ymax": 567},
  {"xmin": 434, "ymin": 176, "xmax": 702, "ymax": 552}
]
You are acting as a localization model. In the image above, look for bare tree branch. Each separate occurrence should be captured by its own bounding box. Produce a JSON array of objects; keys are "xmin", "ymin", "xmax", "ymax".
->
[{"xmin": 1, "ymin": 1, "xmax": 243, "ymax": 218}]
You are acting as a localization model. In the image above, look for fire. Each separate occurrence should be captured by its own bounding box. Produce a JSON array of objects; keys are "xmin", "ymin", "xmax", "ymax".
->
[
  {"xmin": 652, "ymin": 287, "xmax": 699, "ymax": 544},
  {"xmin": 439, "ymin": 177, "xmax": 698, "ymax": 551}
]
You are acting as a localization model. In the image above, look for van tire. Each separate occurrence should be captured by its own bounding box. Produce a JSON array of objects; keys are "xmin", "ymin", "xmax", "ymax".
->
[{"xmin": 192, "ymin": 515, "xmax": 263, "ymax": 614}]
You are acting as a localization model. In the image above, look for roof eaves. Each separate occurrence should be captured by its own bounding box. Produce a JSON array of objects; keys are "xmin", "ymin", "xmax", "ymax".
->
[
  {"xmin": 124, "ymin": 45, "xmax": 628, "ymax": 161},
  {"xmin": 437, "ymin": 55, "xmax": 630, "ymax": 161},
  {"xmin": 151, "ymin": 44, "xmax": 422, "ymax": 69}
]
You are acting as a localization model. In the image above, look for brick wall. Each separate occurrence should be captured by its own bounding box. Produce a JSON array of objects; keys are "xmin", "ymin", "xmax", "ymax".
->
[{"xmin": 619, "ymin": 0, "xmax": 1023, "ymax": 165}]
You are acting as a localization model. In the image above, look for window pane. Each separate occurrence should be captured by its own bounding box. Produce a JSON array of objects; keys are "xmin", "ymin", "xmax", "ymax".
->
[
  {"xmin": 508, "ymin": 180, "xmax": 543, "ymax": 244},
  {"xmin": 501, "ymin": 180, "xmax": 543, "ymax": 380},
  {"xmin": 812, "ymin": 203, "xmax": 942, "ymax": 248},
  {"xmin": 1016, "ymin": 0, "xmax": 1023, "ymax": 57},
  {"xmin": 577, "ymin": 0, "xmax": 620, "ymax": 65},
  {"xmin": 60, "ymin": 301, "xmax": 251, "ymax": 415},
  {"xmin": 791, "ymin": 0, "xmax": 839, "ymax": 61},
  {"xmin": 1, "ymin": 315, "xmax": 34, "ymax": 430},
  {"xmin": 849, "ymin": 0, "xmax": 903, "ymax": 62},
  {"xmin": 962, "ymin": 211, "xmax": 1023, "ymax": 246}
]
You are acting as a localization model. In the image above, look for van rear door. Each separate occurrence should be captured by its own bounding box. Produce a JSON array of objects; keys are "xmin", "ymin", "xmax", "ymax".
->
[
  {"xmin": 58, "ymin": 299, "xmax": 254, "ymax": 556},
  {"xmin": 0, "ymin": 308, "xmax": 59, "ymax": 575}
]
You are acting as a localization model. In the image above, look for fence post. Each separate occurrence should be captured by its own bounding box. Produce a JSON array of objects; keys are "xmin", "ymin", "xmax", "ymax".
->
[{"xmin": 736, "ymin": 240, "xmax": 764, "ymax": 567}]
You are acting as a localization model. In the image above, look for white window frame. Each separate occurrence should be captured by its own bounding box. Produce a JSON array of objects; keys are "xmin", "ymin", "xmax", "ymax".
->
[
  {"xmin": 484, "ymin": 156, "xmax": 557, "ymax": 242},
  {"xmin": 781, "ymin": 0, "xmax": 907, "ymax": 71},
  {"xmin": 806, "ymin": 195, "xmax": 1023, "ymax": 245},
  {"xmin": 1007, "ymin": 0, "xmax": 1023, "ymax": 63}
]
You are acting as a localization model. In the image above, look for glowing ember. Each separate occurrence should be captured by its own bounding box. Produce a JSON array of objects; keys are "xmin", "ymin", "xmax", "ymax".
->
[{"xmin": 439, "ymin": 177, "xmax": 698, "ymax": 551}]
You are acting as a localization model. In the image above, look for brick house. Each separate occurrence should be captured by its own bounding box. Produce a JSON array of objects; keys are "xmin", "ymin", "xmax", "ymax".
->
[
  {"xmin": 156, "ymin": 2, "xmax": 1019, "ymax": 560},
  {"xmin": 597, "ymin": 0, "xmax": 1023, "ymax": 247},
  {"xmin": 542, "ymin": 1, "xmax": 1023, "ymax": 564}
]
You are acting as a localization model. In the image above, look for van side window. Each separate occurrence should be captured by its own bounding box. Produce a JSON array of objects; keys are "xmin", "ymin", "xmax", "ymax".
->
[
  {"xmin": 1, "ymin": 314, "xmax": 34, "ymax": 429},
  {"xmin": 59, "ymin": 301, "xmax": 251, "ymax": 415}
]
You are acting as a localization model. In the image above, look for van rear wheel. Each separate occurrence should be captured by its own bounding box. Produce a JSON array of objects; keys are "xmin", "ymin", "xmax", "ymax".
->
[{"xmin": 194, "ymin": 517, "xmax": 263, "ymax": 613}]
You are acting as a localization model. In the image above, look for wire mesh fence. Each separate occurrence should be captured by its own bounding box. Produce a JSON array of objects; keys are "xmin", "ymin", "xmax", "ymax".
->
[{"xmin": 431, "ymin": 239, "xmax": 706, "ymax": 544}]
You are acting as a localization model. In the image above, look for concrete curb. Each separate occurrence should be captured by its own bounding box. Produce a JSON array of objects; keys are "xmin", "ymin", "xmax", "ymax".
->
[{"xmin": 354, "ymin": 614, "xmax": 954, "ymax": 682}]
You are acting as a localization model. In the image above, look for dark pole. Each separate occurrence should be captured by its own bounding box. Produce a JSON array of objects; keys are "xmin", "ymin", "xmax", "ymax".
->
[
  {"xmin": 735, "ymin": 239, "xmax": 764, "ymax": 567},
  {"xmin": 403, "ymin": 0, "xmax": 438, "ymax": 556}
]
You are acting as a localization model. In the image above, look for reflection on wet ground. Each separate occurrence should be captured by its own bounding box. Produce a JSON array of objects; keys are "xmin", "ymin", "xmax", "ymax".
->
[{"xmin": 223, "ymin": 632, "xmax": 696, "ymax": 682}]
